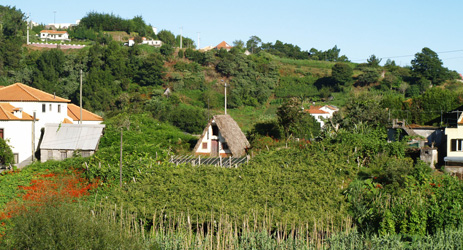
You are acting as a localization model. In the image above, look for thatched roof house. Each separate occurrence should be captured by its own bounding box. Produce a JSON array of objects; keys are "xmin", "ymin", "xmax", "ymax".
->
[{"xmin": 193, "ymin": 115, "xmax": 250, "ymax": 157}]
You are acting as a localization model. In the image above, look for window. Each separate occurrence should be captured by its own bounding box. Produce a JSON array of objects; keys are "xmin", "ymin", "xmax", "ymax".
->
[
  {"xmin": 61, "ymin": 151, "xmax": 67, "ymax": 160},
  {"xmin": 58, "ymin": 104, "xmax": 61, "ymax": 113},
  {"xmin": 222, "ymin": 142, "xmax": 229, "ymax": 150},
  {"xmin": 48, "ymin": 150, "xmax": 53, "ymax": 160},
  {"xmin": 202, "ymin": 142, "xmax": 208, "ymax": 149},
  {"xmin": 451, "ymin": 139, "xmax": 463, "ymax": 151},
  {"xmin": 81, "ymin": 151, "xmax": 91, "ymax": 157},
  {"xmin": 49, "ymin": 104, "xmax": 52, "ymax": 112},
  {"xmin": 0, "ymin": 128, "xmax": 3, "ymax": 139},
  {"xmin": 42, "ymin": 104, "xmax": 46, "ymax": 113},
  {"xmin": 212, "ymin": 125, "xmax": 219, "ymax": 136},
  {"xmin": 13, "ymin": 154, "xmax": 18, "ymax": 164}
]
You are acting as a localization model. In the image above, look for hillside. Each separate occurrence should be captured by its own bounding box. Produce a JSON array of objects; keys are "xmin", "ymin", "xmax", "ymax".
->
[{"xmin": 2, "ymin": 6, "xmax": 463, "ymax": 248}]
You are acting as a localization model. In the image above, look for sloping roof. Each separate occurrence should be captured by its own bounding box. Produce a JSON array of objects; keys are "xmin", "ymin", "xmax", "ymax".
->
[
  {"xmin": 0, "ymin": 103, "xmax": 35, "ymax": 121},
  {"xmin": 0, "ymin": 83, "xmax": 70, "ymax": 103},
  {"xmin": 62, "ymin": 118, "xmax": 73, "ymax": 124},
  {"xmin": 458, "ymin": 113, "xmax": 463, "ymax": 125},
  {"xmin": 214, "ymin": 41, "xmax": 233, "ymax": 50},
  {"xmin": 40, "ymin": 123, "xmax": 105, "ymax": 150},
  {"xmin": 40, "ymin": 30, "xmax": 68, "ymax": 34},
  {"xmin": 193, "ymin": 115, "xmax": 250, "ymax": 157},
  {"xmin": 323, "ymin": 105, "xmax": 339, "ymax": 111},
  {"xmin": 67, "ymin": 104, "xmax": 103, "ymax": 122},
  {"xmin": 306, "ymin": 106, "xmax": 329, "ymax": 114}
]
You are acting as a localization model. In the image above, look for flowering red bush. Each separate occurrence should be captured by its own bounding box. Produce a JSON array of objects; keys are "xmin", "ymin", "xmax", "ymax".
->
[{"xmin": 0, "ymin": 170, "xmax": 98, "ymax": 238}]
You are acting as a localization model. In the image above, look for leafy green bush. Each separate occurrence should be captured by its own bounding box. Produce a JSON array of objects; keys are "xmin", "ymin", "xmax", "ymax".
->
[
  {"xmin": 0, "ymin": 138, "xmax": 13, "ymax": 166},
  {"xmin": 1, "ymin": 202, "xmax": 147, "ymax": 249}
]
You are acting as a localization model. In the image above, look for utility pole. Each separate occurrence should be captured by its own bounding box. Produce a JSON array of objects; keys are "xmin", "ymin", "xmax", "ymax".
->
[
  {"xmin": 80, "ymin": 69, "xmax": 82, "ymax": 124},
  {"xmin": 180, "ymin": 27, "xmax": 183, "ymax": 49},
  {"xmin": 221, "ymin": 80, "xmax": 228, "ymax": 115},
  {"xmin": 26, "ymin": 13, "xmax": 30, "ymax": 45},
  {"xmin": 31, "ymin": 111, "xmax": 36, "ymax": 162}
]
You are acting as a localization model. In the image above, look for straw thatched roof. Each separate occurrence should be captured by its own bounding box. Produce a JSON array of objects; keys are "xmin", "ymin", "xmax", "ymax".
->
[{"xmin": 193, "ymin": 114, "xmax": 250, "ymax": 157}]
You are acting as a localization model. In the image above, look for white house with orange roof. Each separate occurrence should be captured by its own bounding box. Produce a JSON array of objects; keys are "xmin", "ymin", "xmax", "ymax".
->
[
  {"xmin": 128, "ymin": 37, "xmax": 162, "ymax": 47},
  {"xmin": 0, "ymin": 83, "xmax": 103, "ymax": 167},
  {"xmin": 40, "ymin": 30, "xmax": 70, "ymax": 42},
  {"xmin": 214, "ymin": 41, "xmax": 233, "ymax": 51},
  {"xmin": 305, "ymin": 105, "xmax": 339, "ymax": 127}
]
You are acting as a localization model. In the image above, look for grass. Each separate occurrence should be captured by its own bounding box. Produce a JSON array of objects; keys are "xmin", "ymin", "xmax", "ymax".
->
[{"xmin": 227, "ymin": 104, "xmax": 278, "ymax": 133}]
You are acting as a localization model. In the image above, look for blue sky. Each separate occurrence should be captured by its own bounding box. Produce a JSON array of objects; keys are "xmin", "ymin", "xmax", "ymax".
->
[{"xmin": 5, "ymin": 0, "xmax": 463, "ymax": 73}]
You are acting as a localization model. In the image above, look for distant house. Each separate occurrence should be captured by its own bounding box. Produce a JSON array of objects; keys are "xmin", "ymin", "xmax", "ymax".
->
[
  {"xmin": 0, "ymin": 83, "xmax": 103, "ymax": 167},
  {"xmin": 40, "ymin": 30, "xmax": 70, "ymax": 42},
  {"xmin": 214, "ymin": 41, "xmax": 233, "ymax": 51},
  {"xmin": 199, "ymin": 46, "xmax": 214, "ymax": 52},
  {"xmin": 128, "ymin": 37, "xmax": 162, "ymax": 47},
  {"xmin": 40, "ymin": 123, "xmax": 105, "ymax": 162},
  {"xmin": 305, "ymin": 105, "xmax": 339, "ymax": 127},
  {"xmin": 193, "ymin": 115, "xmax": 250, "ymax": 157},
  {"xmin": 444, "ymin": 112, "xmax": 463, "ymax": 176}
]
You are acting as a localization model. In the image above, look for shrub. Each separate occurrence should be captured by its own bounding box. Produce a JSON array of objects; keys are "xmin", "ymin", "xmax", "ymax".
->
[
  {"xmin": 1, "ymin": 202, "xmax": 146, "ymax": 249},
  {"xmin": 0, "ymin": 138, "xmax": 13, "ymax": 166}
]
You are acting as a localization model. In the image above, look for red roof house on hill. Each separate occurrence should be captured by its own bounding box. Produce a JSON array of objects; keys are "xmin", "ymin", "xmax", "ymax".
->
[
  {"xmin": 214, "ymin": 41, "xmax": 233, "ymax": 51},
  {"xmin": 305, "ymin": 105, "xmax": 339, "ymax": 127}
]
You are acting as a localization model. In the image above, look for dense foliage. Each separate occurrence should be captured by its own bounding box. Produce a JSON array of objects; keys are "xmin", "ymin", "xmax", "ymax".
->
[
  {"xmin": 0, "ymin": 138, "xmax": 14, "ymax": 166},
  {"xmin": 78, "ymin": 12, "xmax": 155, "ymax": 38}
]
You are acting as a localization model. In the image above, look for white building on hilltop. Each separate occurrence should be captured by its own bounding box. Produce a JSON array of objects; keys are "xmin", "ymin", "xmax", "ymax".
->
[
  {"xmin": 305, "ymin": 105, "xmax": 339, "ymax": 127},
  {"xmin": 40, "ymin": 30, "xmax": 70, "ymax": 42},
  {"xmin": 0, "ymin": 83, "xmax": 103, "ymax": 167}
]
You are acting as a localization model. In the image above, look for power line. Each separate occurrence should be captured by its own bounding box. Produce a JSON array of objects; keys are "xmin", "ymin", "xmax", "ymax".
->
[{"xmin": 351, "ymin": 49, "xmax": 463, "ymax": 62}]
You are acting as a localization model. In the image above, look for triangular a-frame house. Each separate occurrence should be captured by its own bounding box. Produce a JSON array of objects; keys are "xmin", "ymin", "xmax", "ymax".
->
[{"xmin": 193, "ymin": 115, "xmax": 250, "ymax": 157}]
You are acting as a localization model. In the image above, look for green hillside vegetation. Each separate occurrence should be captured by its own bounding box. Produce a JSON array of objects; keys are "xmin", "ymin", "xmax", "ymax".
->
[{"xmin": 2, "ymin": 5, "xmax": 463, "ymax": 248}]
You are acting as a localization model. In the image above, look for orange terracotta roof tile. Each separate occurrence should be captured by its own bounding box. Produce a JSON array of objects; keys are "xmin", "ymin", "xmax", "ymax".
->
[
  {"xmin": 62, "ymin": 118, "xmax": 73, "ymax": 124},
  {"xmin": 0, "ymin": 103, "xmax": 35, "ymax": 121},
  {"xmin": 67, "ymin": 104, "xmax": 103, "ymax": 122},
  {"xmin": 0, "ymin": 83, "xmax": 70, "ymax": 103},
  {"xmin": 306, "ymin": 106, "xmax": 329, "ymax": 114},
  {"xmin": 40, "ymin": 30, "xmax": 68, "ymax": 34},
  {"xmin": 214, "ymin": 41, "xmax": 233, "ymax": 50},
  {"xmin": 458, "ymin": 113, "xmax": 463, "ymax": 125}
]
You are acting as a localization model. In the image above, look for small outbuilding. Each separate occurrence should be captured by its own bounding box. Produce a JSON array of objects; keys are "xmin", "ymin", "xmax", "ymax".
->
[
  {"xmin": 193, "ymin": 115, "xmax": 250, "ymax": 157},
  {"xmin": 40, "ymin": 123, "xmax": 105, "ymax": 161}
]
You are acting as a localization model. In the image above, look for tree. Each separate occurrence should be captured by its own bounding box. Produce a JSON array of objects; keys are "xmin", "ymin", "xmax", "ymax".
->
[
  {"xmin": 336, "ymin": 92, "xmax": 389, "ymax": 129},
  {"xmin": 160, "ymin": 44, "xmax": 174, "ymax": 57},
  {"xmin": 331, "ymin": 63, "xmax": 353, "ymax": 86},
  {"xmin": 411, "ymin": 47, "xmax": 449, "ymax": 85},
  {"xmin": 0, "ymin": 138, "xmax": 14, "ymax": 166},
  {"xmin": 135, "ymin": 53, "xmax": 165, "ymax": 86},
  {"xmin": 277, "ymin": 98, "xmax": 303, "ymax": 140},
  {"xmin": 133, "ymin": 35, "xmax": 143, "ymax": 44},
  {"xmin": 357, "ymin": 68, "xmax": 380, "ymax": 86},
  {"xmin": 367, "ymin": 54, "xmax": 382, "ymax": 67},
  {"xmin": 246, "ymin": 36, "xmax": 262, "ymax": 54},
  {"xmin": 157, "ymin": 30, "xmax": 176, "ymax": 46},
  {"xmin": 0, "ymin": 6, "xmax": 26, "ymax": 74},
  {"xmin": 233, "ymin": 40, "xmax": 244, "ymax": 50}
]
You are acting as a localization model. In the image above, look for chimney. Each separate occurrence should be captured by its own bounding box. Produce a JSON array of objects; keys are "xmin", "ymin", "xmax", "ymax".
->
[{"xmin": 13, "ymin": 107, "xmax": 23, "ymax": 119}]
